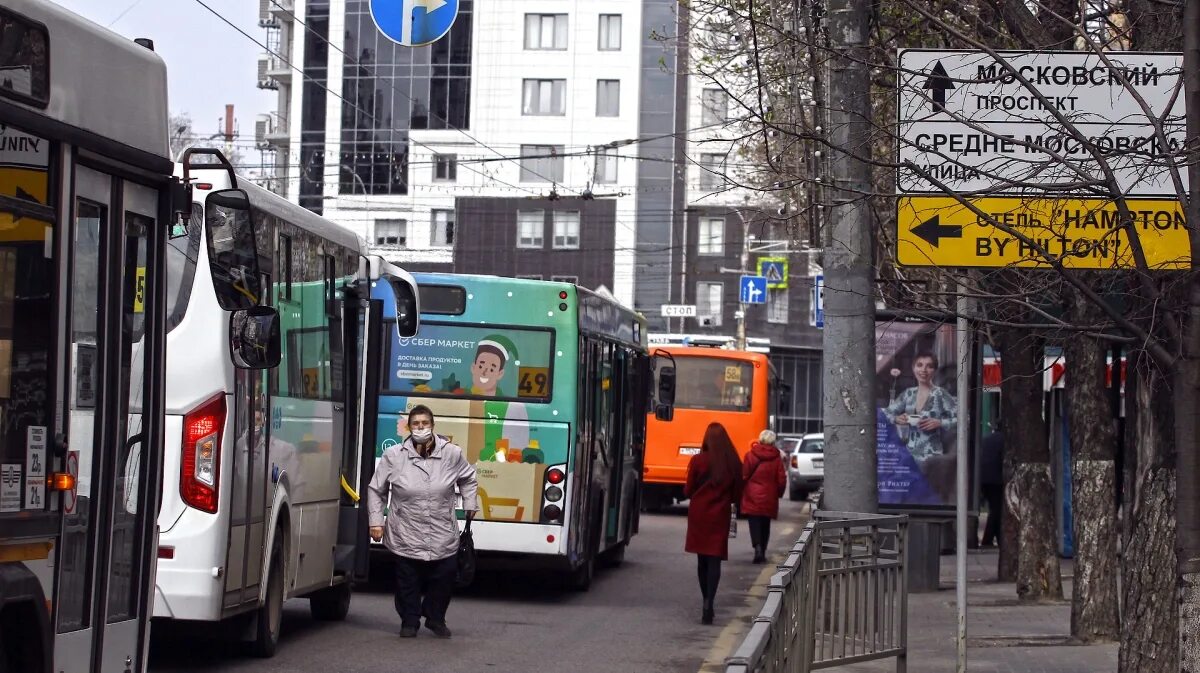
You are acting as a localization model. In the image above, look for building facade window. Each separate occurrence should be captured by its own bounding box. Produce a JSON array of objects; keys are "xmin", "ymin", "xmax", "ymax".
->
[
  {"xmin": 551, "ymin": 275, "xmax": 579, "ymax": 284},
  {"xmin": 699, "ymin": 153, "xmax": 726, "ymax": 190},
  {"xmin": 698, "ymin": 217, "xmax": 724, "ymax": 255},
  {"xmin": 517, "ymin": 210, "xmax": 545, "ymax": 248},
  {"xmin": 552, "ymin": 211, "xmax": 581, "ymax": 249},
  {"xmin": 697, "ymin": 281, "xmax": 723, "ymax": 326},
  {"xmin": 524, "ymin": 14, "xmax": 568, "ymax": 50},
  {"xmin": 701, "ymin": 88, "xmax": 729, "ymax": 126},
  {"xmin": 767, "ymin": 288, "xmax": 789, "ymax": 324},
  {"xmin": 433, "ymin": 154, "xmax": 457, "ymax": 181},
  {"xmin": 598, "ymin": 14, "xmax": 621, "ymax": 50},
  {"xmin": 520, "ymin": 144, "xmax": 564, "ymax": 182},
  {"xmin": 432, "ymin": 209, "xmax": 455, "ymax": 246},
  {"xmin": 595, "ymin": 148, "xmax": 618, "ymax": 184},
  {"xmin": 339, "ymin": 0, "xmax": 473, "ymax": 197},
  {"xmin": 522, "ymin": 79, "xmax": 566, "ymax": 116},
  {"xmin": 596, "ymin": 79, "xmax": 620, "ymax": 117},
  {"xmin": 374, "ymin": 218, "xmax": 407, "ymax": 246}
]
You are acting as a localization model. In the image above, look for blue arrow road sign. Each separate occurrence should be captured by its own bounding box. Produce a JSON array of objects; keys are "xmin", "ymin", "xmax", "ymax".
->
[
  {"xmin": 740, "ymin": 275, "xmax": 767, "ymax": 304},
  {"xmin": 371, "ymin": 0, "xmax": 460, "ymax": 47}
]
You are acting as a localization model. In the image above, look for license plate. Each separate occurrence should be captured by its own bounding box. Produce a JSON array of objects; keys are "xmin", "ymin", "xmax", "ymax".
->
[
  {"xmin": 679, "ymin": 446, "xmax": 701, "ymax": 456},
  {"xmin": 812, "ymin": 459, "xmax": 824, "ymax": 469}
]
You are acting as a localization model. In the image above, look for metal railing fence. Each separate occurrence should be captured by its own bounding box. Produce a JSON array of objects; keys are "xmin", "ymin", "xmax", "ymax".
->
[{"xmin": 724, "ymin": 511, "xmax": 908, "ymax": 673}]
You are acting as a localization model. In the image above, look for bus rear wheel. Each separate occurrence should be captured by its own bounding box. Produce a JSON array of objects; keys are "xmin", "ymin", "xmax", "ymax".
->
[
  {"xmin": 309, "ymin": 580, "xmax": 352, "ymax": 621},
  {"xmin": 568, "ymin": 557, "xmax": 594, "ymax": 591},
  {"xmin": 249, "ymin": 538, "xmax": 284, "ymax": 658}
]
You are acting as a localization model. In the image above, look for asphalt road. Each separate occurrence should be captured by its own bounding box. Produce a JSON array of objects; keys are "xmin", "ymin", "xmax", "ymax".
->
[{"xmin": 148, "ymin": 497, "xmax": 812, "ymax": 673}]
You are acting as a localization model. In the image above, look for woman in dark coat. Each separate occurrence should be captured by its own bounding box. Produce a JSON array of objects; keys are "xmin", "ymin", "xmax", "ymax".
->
[
  {"xmin": 684, "ymin": 423, "xmax": 744, "ymax": 625},
  {"xmin": 740, "ymin": 430, "xmax": 787, "ymax": 564}
]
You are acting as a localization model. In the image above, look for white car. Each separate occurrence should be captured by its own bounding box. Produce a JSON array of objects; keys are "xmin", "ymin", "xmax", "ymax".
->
[{"xmin": 782, "ymin": 433, "xmax": 824, "ymax": 501}]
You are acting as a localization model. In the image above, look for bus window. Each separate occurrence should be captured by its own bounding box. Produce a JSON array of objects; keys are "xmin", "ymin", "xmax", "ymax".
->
[
  {"xmin": 204, "ymin": 189, "xmax": 261, "ymax": 310},
  {"xmin": 164, "ymin": 204, "xmax": 202, "ymax": 332},
  {"xmin": 663, "ymin": 357, "xmax": 753, "ymax": 412}
]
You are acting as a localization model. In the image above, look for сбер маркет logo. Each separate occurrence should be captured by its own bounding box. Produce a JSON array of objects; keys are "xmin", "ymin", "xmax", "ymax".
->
[{"xmin": 370, "ymin": 0, "xmax": 459, "ymax": 47}]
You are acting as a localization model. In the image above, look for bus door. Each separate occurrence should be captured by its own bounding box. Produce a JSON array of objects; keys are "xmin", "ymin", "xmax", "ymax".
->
[
  {"xmin": 223, "ymin": 368, "xmax": 269, "ymax": 610},
  {"xmin": 339, "ymin": 290, "xmax": 384, "ymax": 582},
  {"xmin": 604, "ymin": 347, "xmax": 630, "ymax": 547},
  {"xmin": 55, "ymin": 164, "xmax": 167, "ymax": 673}
]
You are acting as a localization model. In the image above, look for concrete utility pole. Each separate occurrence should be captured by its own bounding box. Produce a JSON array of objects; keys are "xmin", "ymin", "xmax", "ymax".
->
[{"xmin": 821, "ymin": 0, "xmax": 877, "ymax": 513}]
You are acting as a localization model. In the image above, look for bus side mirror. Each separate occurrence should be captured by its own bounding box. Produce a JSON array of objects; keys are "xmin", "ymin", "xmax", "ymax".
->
[
  {"xmin": 655, "ymin": 365, "xmax": 676, "ymax": 421},
  {"xmin": 229, "ymin": 306, "xmax": 281, "ymax": 370},
  {"xmin": 393, "ymin": 278, "xmax": 418, "ymax": 338}
]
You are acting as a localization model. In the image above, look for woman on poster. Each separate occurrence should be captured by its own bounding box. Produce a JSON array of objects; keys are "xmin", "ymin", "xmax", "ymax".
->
[{"xmin": 883, "ymin": 352, "xmax": 958, "ymax": 464}]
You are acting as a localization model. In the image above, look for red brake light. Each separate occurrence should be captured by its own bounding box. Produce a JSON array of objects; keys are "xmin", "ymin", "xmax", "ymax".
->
[
  {"xmin": 180, "ymin": 394, "xmax": 226, "ymax": 513},
  {"xmin": 546, "ymin": 468, "xmax": 565, "ymax": 485},
  {"xmin": 196, "ymin": 182, "xmax": 213, "ymax": 190},
  {"xmin": 559, "ymin": 291, "xmax": 568, "ymax": 299},
  {"xmin": 790, "ymin": 455, "xmax": 798, "ymax": 469},
  {"xmin": 158, "ymin": 546, "xmax": 175, "ymax": 559}
]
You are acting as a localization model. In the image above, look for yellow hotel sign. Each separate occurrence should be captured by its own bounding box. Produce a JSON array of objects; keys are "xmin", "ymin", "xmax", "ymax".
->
[{"xmin": 896, "ymin": 196, "xmax": 1189, "ymax": 269}]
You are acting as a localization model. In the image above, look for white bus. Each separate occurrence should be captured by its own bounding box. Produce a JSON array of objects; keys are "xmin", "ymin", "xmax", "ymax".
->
[
  {"xmin": 151, "ymin": 150, "xmax": 418, "ymax": 656},
  {"xmin": 0, "ymin": 3, "xmax": 279, "ymax": 672}
]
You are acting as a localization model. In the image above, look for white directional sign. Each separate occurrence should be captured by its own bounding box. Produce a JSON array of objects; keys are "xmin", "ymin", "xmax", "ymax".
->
[
  {"xmin": 660, "ymin": 304, "xmax": 697, "ymax": 318},
  {"xmin": 898, "ymin": 50, "xmax": 1185, "ymax": 197}
]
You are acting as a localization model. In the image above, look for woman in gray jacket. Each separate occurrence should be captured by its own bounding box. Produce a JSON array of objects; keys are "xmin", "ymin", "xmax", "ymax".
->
[{"xmin": 368, "ymin": 404, "xmax": 479, "ymax": 638}]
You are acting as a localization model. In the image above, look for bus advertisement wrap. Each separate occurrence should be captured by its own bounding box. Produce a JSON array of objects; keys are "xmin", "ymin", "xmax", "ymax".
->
[
  {"xmin": 388, "ymin": 323, "xmax": 554, "ymax": 401},
  {"xmin": 875, "ymin": 320, "xmax": 959, "ymax": 507},
  {"xmin": 380, "ymin": 321, "xmax": 565, "ymax": 525}
]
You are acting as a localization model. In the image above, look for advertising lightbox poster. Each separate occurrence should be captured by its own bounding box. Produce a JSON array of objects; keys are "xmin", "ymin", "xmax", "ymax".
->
[{"xmin": 876, "ymin": 320, "xmax": 959, "ymax": 507}]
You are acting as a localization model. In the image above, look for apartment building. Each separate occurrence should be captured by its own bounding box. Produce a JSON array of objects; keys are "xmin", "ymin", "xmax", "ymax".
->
[{"xmin": 256, "ymin": 0, "xmax": 823, "ymax": 432}]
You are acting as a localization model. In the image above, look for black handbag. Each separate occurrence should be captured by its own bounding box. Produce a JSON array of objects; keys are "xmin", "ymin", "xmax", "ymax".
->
[{"xmin": 454, "ymin": 518, "xmax": 476, "ymax": 589}]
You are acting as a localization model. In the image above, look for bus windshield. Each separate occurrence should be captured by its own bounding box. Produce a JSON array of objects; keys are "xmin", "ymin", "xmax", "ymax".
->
[
  {"xmin": 668, "ymin": 356, "xmax": 753, "ymax": 412},
  {"xmin": 384, "ymin": 322, "xmax": 555, "ymax": 402}
]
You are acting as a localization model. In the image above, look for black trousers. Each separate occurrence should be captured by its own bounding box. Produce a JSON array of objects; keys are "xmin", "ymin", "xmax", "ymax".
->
[
  {"xmin": 980, "ymin": 484, "xmax": 1003, "ymax": 546},
  {"xmin": 696, "ymin": 554, "xmax": 722, "ymax": 606},
  {"xmin": 747, "ymin": 516, "xmax": 771, "ymax": 550},
  {"xmin": 394, "ymin": 554, "xmax": 458, "ymax": 628}
]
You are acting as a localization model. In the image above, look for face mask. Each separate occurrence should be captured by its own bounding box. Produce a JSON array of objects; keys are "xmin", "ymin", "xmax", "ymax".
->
[{"xmin": 412, "ymin": 428, "xmax": 433, "ymax": 442}]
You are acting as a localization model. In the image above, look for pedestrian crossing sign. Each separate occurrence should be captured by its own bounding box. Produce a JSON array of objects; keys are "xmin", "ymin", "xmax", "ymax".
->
[{"xmin": 757, "ymin": 257, "xmax": 788, "ymax": 289}]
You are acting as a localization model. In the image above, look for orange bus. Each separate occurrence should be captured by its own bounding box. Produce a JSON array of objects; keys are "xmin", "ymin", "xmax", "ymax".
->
[{"xmin": 643, "ymin": 346, "xmax": 781, "ymax": 509}]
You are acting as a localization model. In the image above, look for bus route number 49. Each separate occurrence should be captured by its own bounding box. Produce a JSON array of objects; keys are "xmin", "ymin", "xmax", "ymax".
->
[{"xmin": 518, "ymin": 367, "xmax": 550, "ymax": 398}]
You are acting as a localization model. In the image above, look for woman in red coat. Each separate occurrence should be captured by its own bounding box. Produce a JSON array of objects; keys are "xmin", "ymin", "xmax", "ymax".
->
[
  {"xmin": 684, "ymin": 423, "xmax": 743, "ymax": 625},
  {"xmin": 740, "ymin": 430, "xmax": 787, "ymax": 564}
]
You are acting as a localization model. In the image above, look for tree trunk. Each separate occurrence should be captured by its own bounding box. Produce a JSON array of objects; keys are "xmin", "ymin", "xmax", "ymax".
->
[
  {"xmin": 1119, "ymin": 349, "xmax": 1178, "ymax": 673},
  {"xmin": 996, "ymin": 326, "xmax": 1062, "ymax": 600},
  {"xmin": 1064, "ymin": 290, "xmax": 1119, "ymax": 642}
]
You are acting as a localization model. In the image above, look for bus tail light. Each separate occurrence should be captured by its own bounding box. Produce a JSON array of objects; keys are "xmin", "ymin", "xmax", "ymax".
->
[
  {"xmin": 180, "ymin": 394, "xmax": 226, "ymax": 514},
  {"xmin": 541, "ymin": 463, "xmax": 568, "ymax": 524}
]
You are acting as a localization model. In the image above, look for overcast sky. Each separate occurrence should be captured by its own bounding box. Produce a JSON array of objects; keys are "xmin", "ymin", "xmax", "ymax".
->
[{"xmin": 52, "ymin": 0, "xmax": 274, "ymax": 138}]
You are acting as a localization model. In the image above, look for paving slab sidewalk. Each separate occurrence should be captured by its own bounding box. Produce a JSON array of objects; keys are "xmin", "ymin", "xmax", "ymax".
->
[{"xmin": 833, "ymin": 549, "xmax": 1117, "ymax": 673}]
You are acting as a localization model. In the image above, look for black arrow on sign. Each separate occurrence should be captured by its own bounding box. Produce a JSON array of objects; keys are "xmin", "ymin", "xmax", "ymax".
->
[
  {"xmin": 923, "ymin": 61, "xmax": 955, "ymax": 113},
  {"xmin": 912, "ymin": 215, "xmax": 962, "ymax": 248}
]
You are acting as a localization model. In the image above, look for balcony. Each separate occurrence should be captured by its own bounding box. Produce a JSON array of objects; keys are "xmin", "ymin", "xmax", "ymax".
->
[
  {"xmin": 258, "ymin": 0, "xmax": 294, "ymax": 26},
  {"xmin": 255, "ymin": 113, "xmax": 290, "ymax": 150}
]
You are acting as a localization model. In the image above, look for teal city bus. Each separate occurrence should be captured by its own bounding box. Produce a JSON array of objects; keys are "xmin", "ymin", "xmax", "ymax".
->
[{"xmin": 369, "ymin": 274, "xmax": 663, "ymax": 589}]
